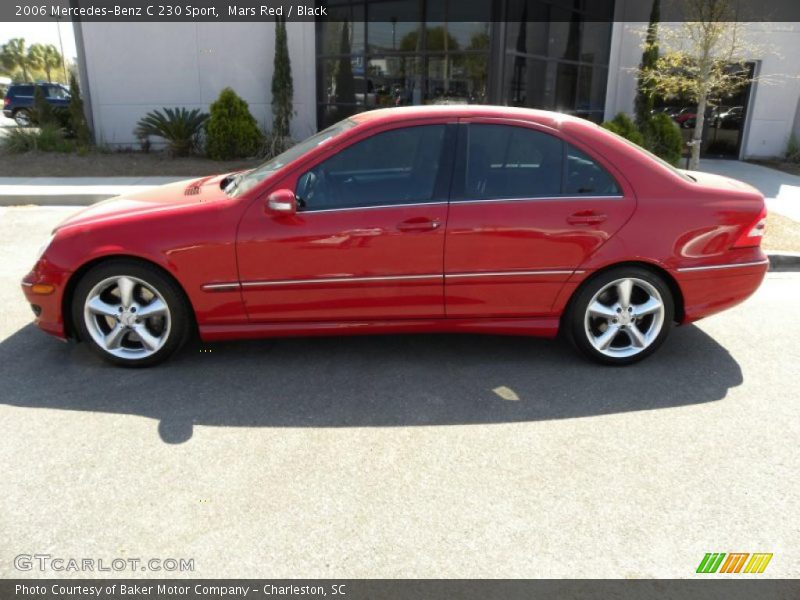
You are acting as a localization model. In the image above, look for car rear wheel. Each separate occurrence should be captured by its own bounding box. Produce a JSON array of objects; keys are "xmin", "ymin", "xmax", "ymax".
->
[
  {"xmin": 13, "ymin": 109, "xmax": 32, "ymax": 127},
  {"xmin": 566, "ymin": 267, "xmax": 674, "ymax": 366},
  {"xmin": 72, "ymin": 260, "xmax": 191, "ymax": 367}
]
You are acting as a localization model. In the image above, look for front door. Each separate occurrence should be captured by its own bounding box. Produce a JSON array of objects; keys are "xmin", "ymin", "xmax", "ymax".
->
[
  {"xmin": 237, "ymin": 121, "xmax": 455, "ymax": 322},
  {"xmin": 444, "ymin": 119, "xmax": 636, "ymax": 317}
]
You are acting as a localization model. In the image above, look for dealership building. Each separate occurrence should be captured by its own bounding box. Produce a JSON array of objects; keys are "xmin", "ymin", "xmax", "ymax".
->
[{"xmin": 73, "ymin": 0, "xmax": 800, "ymax": 159}]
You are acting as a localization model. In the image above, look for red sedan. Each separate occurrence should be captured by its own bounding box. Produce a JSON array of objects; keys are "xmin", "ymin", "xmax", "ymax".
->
[{"xmin": 21, "ymin": 106, "xmax": 768, "ymax": 367}]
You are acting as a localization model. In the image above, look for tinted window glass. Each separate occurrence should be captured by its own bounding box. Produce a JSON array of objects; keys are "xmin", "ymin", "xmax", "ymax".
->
[
  {"xmin": 13, "ymin": 85, "xmax": 34, "ymax": 96},
  {"xmin": 565, "ymin": 144, "xmax": 620, "ymax": 195},
  {"xmin": 465, "ymin": 124, "xmax": 563, "ymax": 199},
  {"xmin": 296, "ymin": 125, "xmax": 446, "ymax": 211}
]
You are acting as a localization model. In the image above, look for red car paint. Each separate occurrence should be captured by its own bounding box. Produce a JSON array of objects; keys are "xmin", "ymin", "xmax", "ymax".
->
[{"xmin": 21, "ymin": 106, "xmax": 768, "ymax": 344}]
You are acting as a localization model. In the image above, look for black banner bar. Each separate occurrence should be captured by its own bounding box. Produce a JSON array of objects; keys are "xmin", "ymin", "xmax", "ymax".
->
[
  {"xmin": 2, "ymin": 580, "xmax": 800, "ymax": 600},
  {"xmin": 3, "ymin": 0, "xmax": 800, "ymax": 22}
]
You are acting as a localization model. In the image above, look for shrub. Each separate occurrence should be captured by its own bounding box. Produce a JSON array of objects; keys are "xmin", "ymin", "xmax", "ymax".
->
[
  {"xmin": 68, "ymin": 74, "xmax": 92, "ymax": 148},
  {"xmin": 3, "ymin": 124, "xmax": 73, "ymax": 153},
  {"xmin": 601, "ymin": 112, "xmax": 644, "ymax": 147},
  {"xmin": 33, "ymin": 86, "xmax": 57, "ymax": 127},
  {"xmin": 205, "ymin": 88, "xmax": 263, "ymax": 160},
  {"xmin": 135, "ymin": 107, "xmax": 208, "ymax": 157},
  {"xmin": 786, "ymin": 133, "xmax": 800, "ymax": 164},
  {"xmin": 643, "ymin": 113, "xmax": 684, "ymax": 166}
]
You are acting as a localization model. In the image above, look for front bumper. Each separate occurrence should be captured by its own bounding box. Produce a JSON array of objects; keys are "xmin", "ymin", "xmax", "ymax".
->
[{"xmin": 21, "ymin": 258, "xmax": 71, "ymax": 340}]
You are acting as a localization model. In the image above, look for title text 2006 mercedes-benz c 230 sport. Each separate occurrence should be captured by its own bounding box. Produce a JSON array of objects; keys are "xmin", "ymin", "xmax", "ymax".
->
[{"xmin": 21, "ymin": 106, "xmax": 768, "ymax": 367}]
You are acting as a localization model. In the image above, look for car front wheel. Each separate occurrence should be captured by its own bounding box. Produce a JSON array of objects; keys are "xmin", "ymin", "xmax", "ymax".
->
[
  {"xmin": 566, "ymin": 267, "xmax": 674, "ymax": 366},
  {"xmin": 72, "ymin": 260, "xmax": 191, "ymax": 367}
]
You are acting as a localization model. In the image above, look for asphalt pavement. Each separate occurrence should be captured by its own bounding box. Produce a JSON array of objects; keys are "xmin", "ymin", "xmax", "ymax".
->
[{"xmin": 1, "ymin": 206, "xmax": 798, "ymax": 578}]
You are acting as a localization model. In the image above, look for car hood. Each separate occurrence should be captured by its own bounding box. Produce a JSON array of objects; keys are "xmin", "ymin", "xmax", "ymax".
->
[{"xmin": 54, "ymin": 173, "xmax": 233, "ymax": 231}]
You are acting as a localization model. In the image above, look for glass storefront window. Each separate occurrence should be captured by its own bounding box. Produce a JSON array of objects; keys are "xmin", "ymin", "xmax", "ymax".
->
[
  {"xmin": 316, "ymin": 1, "xmax": 614, "ymax": 130},
  {"xmin": 502, "ymin": 0, "xmax": 614, "ymax": 123}
]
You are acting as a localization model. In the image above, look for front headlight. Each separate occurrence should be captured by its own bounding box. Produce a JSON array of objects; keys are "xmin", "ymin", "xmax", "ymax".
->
[{"xmin": 35, "ymin": 232, "xmax": 56, "ymax": 262}]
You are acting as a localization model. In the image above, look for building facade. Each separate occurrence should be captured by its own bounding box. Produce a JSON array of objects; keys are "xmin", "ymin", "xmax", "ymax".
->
[{"xmin": 74, "ymin": 0, "xmax": 800, "ymax": 159}]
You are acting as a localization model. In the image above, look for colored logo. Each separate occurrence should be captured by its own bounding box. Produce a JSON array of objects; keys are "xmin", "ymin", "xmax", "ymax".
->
[{"xmin": 696, "ymin": 553, "xmax": 773, "ymax": 574}]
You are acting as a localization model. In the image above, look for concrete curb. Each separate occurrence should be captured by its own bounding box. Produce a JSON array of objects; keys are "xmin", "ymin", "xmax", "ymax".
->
[
  {"xmin": 0, "ymin": 193, "xmax": 122, "ymax": 206},
  {"xmin": 0, "ymin": 177, "xmax": 189, "ymax": 207},
  {"xmin": 768, "ymin": 252, "xmax": 800, "ymax": 272}
]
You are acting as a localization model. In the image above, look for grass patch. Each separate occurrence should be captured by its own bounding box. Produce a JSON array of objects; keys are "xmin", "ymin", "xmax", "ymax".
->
[{"xmin": 3, "ymin": 125, "xmax": 75, "ymax": 154}]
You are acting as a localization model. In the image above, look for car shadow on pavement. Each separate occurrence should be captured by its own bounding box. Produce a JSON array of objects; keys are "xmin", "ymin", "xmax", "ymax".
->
[{"xmin": 0, "ymin": 324, "xmax": 743, "ymax": 444}]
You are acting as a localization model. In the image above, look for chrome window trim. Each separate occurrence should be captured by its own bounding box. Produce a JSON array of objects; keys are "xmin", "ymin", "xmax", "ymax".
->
[
  {"xmin": 676, "ymin": 260, "xmax": 769, "ymax": 273},
  {"xmin": 299, "ymin": 201, "xmax": 448, "ymax": 214}
]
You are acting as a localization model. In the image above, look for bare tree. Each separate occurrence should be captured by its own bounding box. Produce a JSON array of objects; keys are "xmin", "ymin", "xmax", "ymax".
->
[{"xmin": 642, "ymin": 0, "xmax": 756, "ymax": 169}]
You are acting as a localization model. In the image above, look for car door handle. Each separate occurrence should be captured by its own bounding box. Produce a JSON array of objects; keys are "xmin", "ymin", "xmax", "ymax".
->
[
  {"xmin": 567, "ymin": 211, "xmax": 607, "ymax": 225},
  {"xmin": 397, "ymin": 217, "xmax": 441, "ymax": 232}
]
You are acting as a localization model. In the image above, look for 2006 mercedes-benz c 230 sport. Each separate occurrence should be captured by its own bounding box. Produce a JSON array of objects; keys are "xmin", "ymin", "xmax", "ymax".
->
[{"xmin": 22, "ymin": 106, "xmax": 768, "ymax": 367}]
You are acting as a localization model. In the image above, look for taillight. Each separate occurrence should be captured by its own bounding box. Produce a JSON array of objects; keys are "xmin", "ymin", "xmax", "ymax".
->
[
  {"xmin": 3, "ymin": 97, "xmax": 9, "ymax": 107},
  {"xmin": 733, "ymin": 206, "xmax": 767, "ymax": 248}
]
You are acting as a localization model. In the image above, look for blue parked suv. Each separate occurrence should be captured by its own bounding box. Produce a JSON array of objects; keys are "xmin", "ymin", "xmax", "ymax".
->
[{"xmin": 3, "ymin": 82, "xmax": 71, "ymax": 126}]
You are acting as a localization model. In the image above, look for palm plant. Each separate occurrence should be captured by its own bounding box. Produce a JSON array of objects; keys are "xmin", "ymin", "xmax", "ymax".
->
[
  {"xmin": 0, "ymin": 38, "xmax": 30, "ymax": 81},
  {"xmin": 135, "ymin": 107, "xmax": 209, "ymax": 156},
  {"xmin": 26, "ymin": 44, "xmax": 45, "ymax": 78},
  {"xmin": 41, "ymin": 45, "xmax": 63, "ymax": 82}
]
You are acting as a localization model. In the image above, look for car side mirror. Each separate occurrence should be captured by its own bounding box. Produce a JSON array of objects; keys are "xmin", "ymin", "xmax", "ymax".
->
[{"xmin": 266, "ymin": 189, "xmax": 297, "ymax": 216}]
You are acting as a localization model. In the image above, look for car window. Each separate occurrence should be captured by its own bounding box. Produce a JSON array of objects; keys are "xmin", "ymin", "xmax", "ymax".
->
[
  {"xmin": 14, "ymin": 86, "xmax": 34, "ymax": 96},
  {"xmin": 46, "ymin": 85, "xmax": 68, "ymax": 99},
  {"xmin": 564, "ymin": 144, "xmax": 621, "ymax": 196},
  {"xmin": 464, "ymin": 124, "xmax": 563, "ymax": 199},
  {"xmin": 296, "ymin": 125, "xmax": 446, "ymax": 211}
]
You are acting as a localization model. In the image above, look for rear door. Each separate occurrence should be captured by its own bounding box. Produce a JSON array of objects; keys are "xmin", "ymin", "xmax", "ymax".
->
[{"xmin": 444, "ymin": 118, "xmax": 636, "ymax": 317}]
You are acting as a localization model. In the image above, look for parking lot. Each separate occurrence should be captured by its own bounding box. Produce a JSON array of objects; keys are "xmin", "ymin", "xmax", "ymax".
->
[{"xmin": 1, "ymin": 205, "xmax": 798, "ymax": 578}]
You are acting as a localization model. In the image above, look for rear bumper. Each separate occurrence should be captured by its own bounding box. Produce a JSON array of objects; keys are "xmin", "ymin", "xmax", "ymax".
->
[
  {"xmin": 673, "ymin": 256, "xmax": 769, "ymax": 323},
  {"xmin": 21, "ymin": 259, "xmax": 70, "ymax": 340}
]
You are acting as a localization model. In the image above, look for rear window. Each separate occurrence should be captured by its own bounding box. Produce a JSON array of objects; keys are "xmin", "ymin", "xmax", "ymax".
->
[{"xmin": 10, "ymin": 85, "xmax": 34, "ymax": 96}]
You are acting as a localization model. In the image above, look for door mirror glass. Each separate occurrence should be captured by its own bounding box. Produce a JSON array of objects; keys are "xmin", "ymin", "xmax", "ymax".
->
[{"xmin": 266, "ymin": 189, "xmax": 297, "ymax": 215}]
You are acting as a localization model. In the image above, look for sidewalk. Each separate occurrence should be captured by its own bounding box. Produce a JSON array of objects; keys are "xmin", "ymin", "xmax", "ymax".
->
[
  {"xmin": 698, "ymin": 159, "xmax": 800, "ymax": 222},
  {"xmin": 0, "ymin": 176, "xmax": 188, "ymax": 206}
]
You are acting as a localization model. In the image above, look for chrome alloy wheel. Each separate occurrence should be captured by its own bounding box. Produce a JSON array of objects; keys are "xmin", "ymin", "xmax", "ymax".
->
[
  {"xmin": 583, "ymin": 277, "xmax": 666, "ymax": 359},
  {"xmin": 83, "ymin": 275, "xmax": 171, "ymax": 360}
]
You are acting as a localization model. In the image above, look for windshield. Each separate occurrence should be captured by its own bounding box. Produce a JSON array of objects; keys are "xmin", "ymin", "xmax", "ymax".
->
[{"xmin": 226, "ymin": 119, "xmax": 357, "ymax": 196}]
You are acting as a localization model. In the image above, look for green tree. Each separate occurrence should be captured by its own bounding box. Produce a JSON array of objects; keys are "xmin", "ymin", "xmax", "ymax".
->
[
  {"xmin": 1, "ymin": 38, "xmax": 30, "ymax": 81},
  {"xmin": 334, "ymin": 21, "xmax": 355, "ymax": 120},
  {"xmin": 41, "ymin": 45, "xmax": 63, "ymax": 83},
  {"xmin": 26, "ymin": 44, "xmax": 45, "ymax": 79},
  {"xmin": 205, "ymin": 87, "xmax": 263, "ymax": 160},
  {"xmin": 271, "ymin": 17, "xmax": 294, "ymax": 140},
  {"xmin": 33, "ymin": 85, "xmax": 56, "ymax": 126},
  {"xmin": 641, "ymin": 0, "xmax": 757, "ymax": 170},
  {"xmin": 634, "ymin": 0, "xmax": 660, "ymax": 128},
  {"xmin": 68, "ymin": 74, "xmax": 92, "ymax": 147}
]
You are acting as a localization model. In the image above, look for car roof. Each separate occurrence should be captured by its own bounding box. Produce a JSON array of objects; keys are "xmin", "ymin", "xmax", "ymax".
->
[{"xmin": 349, "ymin": 105, "xmax": 590, "ymax": 131}]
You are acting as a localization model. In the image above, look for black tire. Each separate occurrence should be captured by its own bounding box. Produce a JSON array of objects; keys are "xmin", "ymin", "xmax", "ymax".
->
[
  {"xmin": 565, "ymin": 266, "xmax": 674, "ymax": 366},
  {"xmin": 71, "ymin": 259, "xmax": 192, "ymax": 367},
  {"xmin": 13, "ymin": 109, "xmax": 32, "ymax": 127}
]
